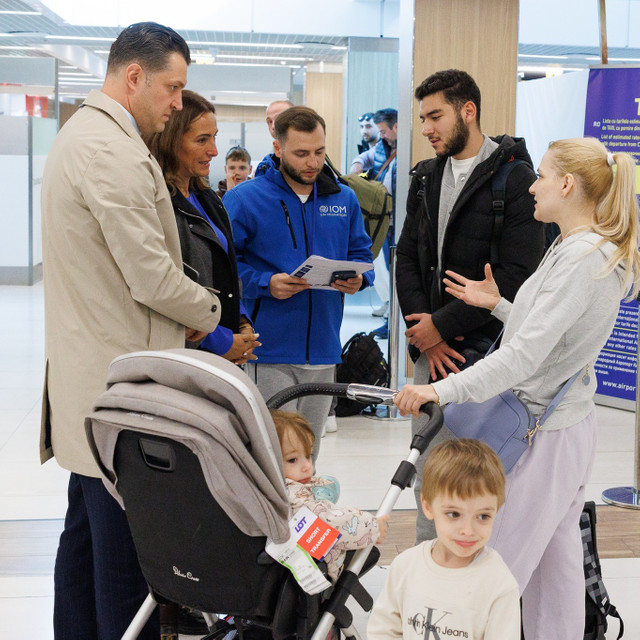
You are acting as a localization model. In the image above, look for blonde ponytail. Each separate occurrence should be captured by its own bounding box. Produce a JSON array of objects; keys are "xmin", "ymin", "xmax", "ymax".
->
[{"xmin": 548, "ymin": 138, "xmax": 640, "ymax": 299}]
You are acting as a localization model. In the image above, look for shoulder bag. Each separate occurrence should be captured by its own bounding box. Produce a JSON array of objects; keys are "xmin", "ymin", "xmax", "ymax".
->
[{"xmin": 442, "ymin": 337, "xmax": 584, "ymax": 473}]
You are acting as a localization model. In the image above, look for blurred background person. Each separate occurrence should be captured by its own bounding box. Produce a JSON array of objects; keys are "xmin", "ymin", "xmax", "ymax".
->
[
  {"xmin": 266, "ymin": 99, "xmax": 295, "ymax": 138},
  {"xmin": 256, "ymin": 99, "xmax": 295, "ymax": 175},
  {"xmin": 147, "ymin": 90, "xmax": 260, "ymax": 366},
  {"xmin": 357, "ymin": 111, "xmax": 380, "ymax": 154},
  {"xmin": 350, "ymin": 108, "xmax": 398, "ymax": 336},
  {"xmin": 217, "ymin": 145, "xmax": 252, "ymax": 198}
]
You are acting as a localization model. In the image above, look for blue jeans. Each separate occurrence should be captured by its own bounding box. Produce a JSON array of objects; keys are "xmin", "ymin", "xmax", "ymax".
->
[
  {"xmin": 382, "ymin": 229, "xmax": 393, "ymax": 270},
  {"xmin": 54, "ymin": 473, "xmax": 158, "ymax": 640}
]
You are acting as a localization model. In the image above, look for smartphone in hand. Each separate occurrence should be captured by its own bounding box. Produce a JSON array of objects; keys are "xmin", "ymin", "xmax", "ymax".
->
[{"xmin": 329, "ymin": 270, "xmax": 357, "ymax": 284}]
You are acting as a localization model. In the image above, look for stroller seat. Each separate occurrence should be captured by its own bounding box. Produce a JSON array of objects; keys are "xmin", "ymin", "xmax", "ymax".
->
[{"xmin": 114, "ymin": 430, "xmax": 290, "ymax": 621}]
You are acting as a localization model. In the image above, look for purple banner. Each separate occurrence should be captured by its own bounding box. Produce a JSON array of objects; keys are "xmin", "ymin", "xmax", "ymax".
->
[{"xmin": 584, "ymin": 68, "xmax": 640, "ymax": 404}]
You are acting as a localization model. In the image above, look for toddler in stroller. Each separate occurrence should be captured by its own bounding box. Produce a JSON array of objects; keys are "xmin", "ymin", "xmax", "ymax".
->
[
  {"xmin": 271, "ymin": 409, "xmax": 389, "ymax": 582},
  {"xmin": 85, "ymin": 348, "xmax": 442, "ymax": 640}
]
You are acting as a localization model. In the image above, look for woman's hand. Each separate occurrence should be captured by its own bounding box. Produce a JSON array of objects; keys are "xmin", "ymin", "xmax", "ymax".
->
[
  {"xmin": 394, "ymin": 384, "xmax": 440, "ymax": 417},
  {"xmin": 185, "ymin": 327, "xmax": 208, "ymax": 342},
  {"xmin": 238, "ymin": 318, "xmax": 254, "ymax": 335},
  {"xmin": 223, "ymin": 332, "xmax": 261, "ymax": 365},
  {"xmin": 442, "ymin": 264, "xmax": 501, "ymax": 311}
]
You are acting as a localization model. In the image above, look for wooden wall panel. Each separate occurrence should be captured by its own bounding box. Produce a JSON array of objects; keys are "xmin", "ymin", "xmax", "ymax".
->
[
  {"xmin": 213, "ymin": 104, "xmax": 266, "ymax": 123},
  {"xmin": 59, "ymin": 101, "xmax": 80, "ymax": 129},
  {"xmin": 412, "ymin": 0, "xmax": 519, "ymax": 164},
  {"xmin": 305, "ymin": 71, "xmax": 343, "ymax": 163}
]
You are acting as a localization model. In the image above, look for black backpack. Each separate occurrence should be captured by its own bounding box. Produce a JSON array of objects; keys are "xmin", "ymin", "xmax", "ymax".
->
[
  {"xmin": 581, "ymin": 501, "xmax": 624, "ymax": 640},
  {"xmin": 335, "ymin": 332, "xmax": 390, "ymax": 417}
]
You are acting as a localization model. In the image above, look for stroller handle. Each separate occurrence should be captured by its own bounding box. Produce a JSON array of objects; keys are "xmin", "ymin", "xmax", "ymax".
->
[
  {"xmin": 309, "ymin": 399, "xmax": 444, "ymax": 640},
  {"xmin": 414, "ymin": 401, "xmax": 444, "ymax": 451},
  {"xmin": 266, "ymin": 383, "xmax": 443, "ymax": 428},
  {"xmin": 266, "ymin": 382, "xmax": 398, "ymax": 410}
]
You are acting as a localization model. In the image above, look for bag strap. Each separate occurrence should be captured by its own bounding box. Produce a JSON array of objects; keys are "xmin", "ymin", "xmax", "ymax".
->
[
  {"xmin": 489, "ymin": 158, "xmax": 526, "ymax": 265},
  {"xmin": 538, "ymin": 370, "xmax": 582, "ymax": 426},
  {"xmin": 374, "ymin": 150, "xmax": 397, "ymax": 181},
  {"xmin": 606, "ymin": 604, "xmax": 625, "ymax": 640},
  {"xmin": 580, "ymin": 506, "xmax": 625, "ymax": 639},
  {"xmin": 485, "ymin": 328, "xmax": 583, "ymax": 427},
  {"xmin": 324, "ymin": 154, "xmax": 342, "ymax": 178},
  {"xmin": 340, "ymin": 332, "xmax": 365, "ymax": 358},
  {"xmin": 485, "ymin": 329, "xmax": 503, "ymax": 356}
]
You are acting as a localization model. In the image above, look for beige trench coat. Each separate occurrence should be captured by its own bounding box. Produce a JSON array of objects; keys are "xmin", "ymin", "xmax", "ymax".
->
[{"xmin": 41, "ymin": 90, "xmax": 221, "ymax": 476}]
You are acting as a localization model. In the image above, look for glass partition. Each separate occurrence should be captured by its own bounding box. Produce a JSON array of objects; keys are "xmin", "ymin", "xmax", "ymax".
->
[{"xmin": 0, "ymin": 114, "xmax": 56, "ymax": 285}]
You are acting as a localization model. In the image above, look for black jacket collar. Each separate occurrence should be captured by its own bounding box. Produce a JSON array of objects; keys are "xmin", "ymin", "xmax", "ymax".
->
[
  {"xmin": 170, "ymin": 186, "xmax": 232, "ymax": 242},
  {"xmin": 411, "ymin": 135, "xmax": 533, "ymax": 182}
]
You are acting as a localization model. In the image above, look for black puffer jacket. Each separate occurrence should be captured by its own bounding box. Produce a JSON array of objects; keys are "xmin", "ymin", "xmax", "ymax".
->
[
  {"xmin": 396, "ymin": 135, "xmax": 544, "ymax": 347},
  {"xmin": 172, "ymin": 186, "xmax": 243, "ymax": 335}
]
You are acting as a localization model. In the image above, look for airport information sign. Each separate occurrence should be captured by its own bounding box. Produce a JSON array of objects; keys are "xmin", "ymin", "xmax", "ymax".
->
[{"xmin": 584, "ymin": 68, "xmax": 640, "ymax": 407}]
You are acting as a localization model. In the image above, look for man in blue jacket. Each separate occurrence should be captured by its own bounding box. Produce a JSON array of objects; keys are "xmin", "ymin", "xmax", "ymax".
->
[{"xmin": 225, "ymin": 106, "xmax": 374, "ymax": 463}]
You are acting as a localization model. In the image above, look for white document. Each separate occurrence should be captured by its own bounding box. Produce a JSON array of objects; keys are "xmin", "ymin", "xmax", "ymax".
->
[
  {"xmin": 264, "ymin": 536, "xmax": 330, "ymax": 595},
  {"xmin": 290, "ymin": 255, "xmax": 374, "ymax": 291}
]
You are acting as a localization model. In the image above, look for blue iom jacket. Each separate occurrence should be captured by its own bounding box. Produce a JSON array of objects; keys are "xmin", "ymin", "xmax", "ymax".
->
[{"xmin": 224, "ymin": 160, "xmax": 374, "ymax": 364}]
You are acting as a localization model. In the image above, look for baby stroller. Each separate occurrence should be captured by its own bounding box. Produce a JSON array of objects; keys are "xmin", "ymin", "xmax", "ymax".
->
[{"xmin": 85, "ymin": 348, "xmax": 442, "ymax": 640}]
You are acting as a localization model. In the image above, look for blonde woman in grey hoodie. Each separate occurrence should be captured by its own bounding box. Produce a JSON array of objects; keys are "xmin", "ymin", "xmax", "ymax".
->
[{"xmin": 395, "ymin": 137, "xmax": 639, "ymax": 640}]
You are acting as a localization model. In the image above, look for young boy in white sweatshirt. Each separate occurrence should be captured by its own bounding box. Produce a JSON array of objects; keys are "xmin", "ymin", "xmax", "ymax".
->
[{"xmin": 368, "ymin": 439, "xmax": 520, "ymax": 640}]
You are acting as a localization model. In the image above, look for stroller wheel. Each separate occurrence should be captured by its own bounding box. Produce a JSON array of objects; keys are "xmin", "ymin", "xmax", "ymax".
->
[
  {"xmin": 178, "ymin": 606, "xmax": 210, "ymax": 635},
  {"xmin": 201, "ymin": 618, "xmax": 238, "ymax": 640},
  {"xmin": 201, "ymin": 628, "xmax": 237, "ymax": 640}
]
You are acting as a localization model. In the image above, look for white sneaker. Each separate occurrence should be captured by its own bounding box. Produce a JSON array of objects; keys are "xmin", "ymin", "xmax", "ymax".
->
[
  {"xmin": 325, "ymin": 415, "xmax": 338, "ymax": 433},
  {"xmin": 372, "ymin": 301, "xmax": 389, "ymax": 317}
]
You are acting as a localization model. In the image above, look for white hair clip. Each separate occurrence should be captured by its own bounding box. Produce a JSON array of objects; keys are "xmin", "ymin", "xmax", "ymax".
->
[{"xmin": 606, "ymin": 152, "xmax": 616, "ymax": 167}]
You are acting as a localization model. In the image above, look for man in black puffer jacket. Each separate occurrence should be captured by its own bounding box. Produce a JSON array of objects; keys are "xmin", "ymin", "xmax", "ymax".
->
[{"xmin": 396, "ymin": 69, "xmax": 544, "ymax": 542}]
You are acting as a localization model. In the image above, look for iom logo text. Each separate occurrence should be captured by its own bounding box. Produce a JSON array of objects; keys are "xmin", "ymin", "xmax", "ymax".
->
[{"xmin": 319, "ymin": 205, "xmax": 348, "ymax": 216}]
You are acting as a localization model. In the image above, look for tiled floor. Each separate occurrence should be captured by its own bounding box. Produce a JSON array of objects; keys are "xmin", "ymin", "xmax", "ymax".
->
[{"xmin": 0, "ymin": 282, "xmax": 636, "ymax": 639}]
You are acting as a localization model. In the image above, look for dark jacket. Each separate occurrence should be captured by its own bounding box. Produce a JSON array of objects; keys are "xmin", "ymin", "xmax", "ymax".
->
[
  {"xmin": 254, "ymin": 152, "xmax": 277, "ymax": 177},
  {"xmin": 172, "ymin": 186, "xmax": 243, "ymax": 335},
  {"xmin": 396, "ymin": 135, "xmax": 544, "ymax": 348},
  {"xmin": 216, "ymin": 178, "xmax": 228, "ymax": 200},
  {"xmin": 357, "ymin": 137, "xmax": 378, "ymax": 155},
  {"xmin": 224, "ymin": 160, "xmax": 374, "ymax": 365}
]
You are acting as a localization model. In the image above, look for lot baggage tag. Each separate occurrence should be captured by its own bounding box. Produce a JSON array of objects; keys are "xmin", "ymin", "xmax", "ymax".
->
[
  {"xmin": 292, "ymin": 506, "xmax": 341, "ymax": 560},
  {"xmin": 265, "ymin": 507, "xmax": 341, "ymax": 595}
]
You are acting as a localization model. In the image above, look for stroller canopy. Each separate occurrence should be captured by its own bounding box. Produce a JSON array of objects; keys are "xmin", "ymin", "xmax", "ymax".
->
[{"xmin": 86, "ymin": 349, "xmax": 290, "ymax": 543}]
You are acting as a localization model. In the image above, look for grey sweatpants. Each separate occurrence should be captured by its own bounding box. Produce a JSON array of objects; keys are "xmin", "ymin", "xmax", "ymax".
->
[
  {"xmin": 245, "ymin": 362, "xmax": 335, "ymax": 464},
  {"xmin": 411, "ymin": 352, "xmax": 456, "ymax": 542},
  {"xmin": 491, "ymin": 411, "xmax": 597, "ymax": 640}
]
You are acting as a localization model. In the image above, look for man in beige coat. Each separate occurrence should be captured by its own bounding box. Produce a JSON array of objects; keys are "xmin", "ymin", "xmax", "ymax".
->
[{"xmin": 41, "ymin": 22, "xmax": 221, "ymax": 640}]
